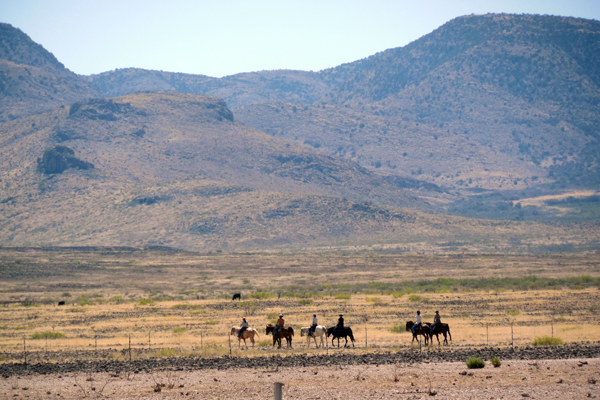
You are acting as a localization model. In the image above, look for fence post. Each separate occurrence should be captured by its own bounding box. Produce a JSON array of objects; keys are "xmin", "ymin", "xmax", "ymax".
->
[
  {"xmin": 201, "ymin": 332, "xmax": 203, "ymax": 350},
  {"xmin": 128, "ymin": 335, "xmax": 132, "ymax": 361},
  {"xmin": 511, "ymin": 324, "xmax": 514, "ymax": 348},
  {"xmin": 486, "ymin": 324, "xmax": 489, "ymax": 346},
  {"xmin": 149, "ymin": 331, "xmax": 151, "ymax": 349},
  {"xmin": 23, "ymin": 337, "xmax": 26, "ymax": 365},
  {"xmin": 365, "ymin": 326, "xmax": 367, "ymax": 348},
  {"xmin": 551, "ymin": 319, "xmax": 554, "ymax": 338},
  {"xmin": 229, "ymin": 333, "xmax": 232, "ymax": 356},
  {"xmin": 274, "ymin": 382, "xmax": 284, "ymax": 400}
]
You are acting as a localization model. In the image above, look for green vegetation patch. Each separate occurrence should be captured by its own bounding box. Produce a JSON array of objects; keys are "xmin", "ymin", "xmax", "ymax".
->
[
  {"xmin": 466, "ymin": 357, "xmax": 485, "ymax": 369},
  {"xmin": 388, "ymin": 324, "xmax": 403, "ymax": 334},
  {"xmin": 172, "ymin": 327, "xmax": 188, "ymax": 334},
  {"xmin": 334, "ymin": 292, "xmax": 351, "ymax": 300},
  {"xmin": 137, "ymin": 298, "xmax": 154, "ymax": 306},
  {"xmin": 490, "ymin": 357, "xmax": 501, "ymax": 367},
  {"xmin": 532, "ymin": 336, "xmax": 564, "ymax": 346},
  {"xmin": 31, "ymin": 331, "xmax": 65, "ymax": 339}
]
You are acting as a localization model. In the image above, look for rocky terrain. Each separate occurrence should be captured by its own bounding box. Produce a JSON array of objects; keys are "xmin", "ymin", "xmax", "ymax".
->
[{"xmin": 1, "ymin": 342, "xmax": 599, "ymax": 377}]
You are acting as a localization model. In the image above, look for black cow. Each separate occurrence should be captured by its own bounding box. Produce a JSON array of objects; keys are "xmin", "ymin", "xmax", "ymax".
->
[
  {"xmin": 232, "ymin": 293, "xmax": 241, "ymax": 301},
  {"xmin": 58, "ymin": 301, "xmax": 65, "ymax": 306}
]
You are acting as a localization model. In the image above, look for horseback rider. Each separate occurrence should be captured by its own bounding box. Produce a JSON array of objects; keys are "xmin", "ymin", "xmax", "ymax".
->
[
  {"xmin": 430, "ymin": 311, "xmax": 441, "ymax": 335},
  {"xmin": 308, "ymin": 314, "xmax": 318, "ymax": 336},
  {"xmin": 274, "ymin": 313, "xmax": 285, "ymax": 337},
  {"xmin": 335, "ymin": 314, "xmax": 344, "ymax": 336},
  {"xmin": 238, "ymin": 317, "xmax": 248, "ymax": 338},
  {"xmin": 412, "ymin": 310, "xmax": 422, "ymax": 335}
]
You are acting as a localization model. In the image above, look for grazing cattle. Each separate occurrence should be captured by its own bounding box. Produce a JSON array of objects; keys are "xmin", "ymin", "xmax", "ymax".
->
[
  {"xmin": 58, "ymin": 301, "xmax": 65, "ymax": 306},
  {"xmin": 232, "ymin": 293, "xmax": 241, "ymax": 301}
]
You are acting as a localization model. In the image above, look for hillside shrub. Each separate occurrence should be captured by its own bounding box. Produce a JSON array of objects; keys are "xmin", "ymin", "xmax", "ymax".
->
[
  {"xmin": 388, "ymin": 324, "xmax": 402, "ymax": 334},
  {"xmin": 532, "ymin": 336, "xmax": 563, "ymax": 346},
  {"xmin": 173, "ymin": 327, "xmax": 188, "ymax": 334},
  {"xmin": 466, "ymin": 357, "xmax": 485, "ymax": 369},
  {"xmin": 408, "ymin": 294, "xmax": 428, "ymax": 302},
  {"xmin": 335, "ymin": 292, "xmax": 351, "ymax": 300},
  {"xmin": 138, "ymin": 298, "xmax": 154, "ymax": 306},
  {"xmin": 490, "ymin": 357, "xmax": 501, "ymax": 367}
]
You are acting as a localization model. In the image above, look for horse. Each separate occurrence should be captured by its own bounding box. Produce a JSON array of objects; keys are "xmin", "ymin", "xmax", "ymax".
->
[
  {"xmin": 266, "ymin": 324, "xmax": 294, "ymax": 349},
  {"xmin": 326, "ymin": 326, "xmax": 355, "ymax": 348},
  {"xmin": 405, "ymin": 321, "xmax": 431, "ymax": 345},
  {"xmin": 232, "ymin": 293, "xmax": 241, "ymax": 301},
  {"xmin": 430, "ymin": 323, "xmax": 452, "ymax": 345},
  {"xmin": 230, "ymin": 326, "xmax": 260, "ymax": 349},
  {"xmin": 300, "ymin": 325, "xmax": 327, "ymax": 348}
]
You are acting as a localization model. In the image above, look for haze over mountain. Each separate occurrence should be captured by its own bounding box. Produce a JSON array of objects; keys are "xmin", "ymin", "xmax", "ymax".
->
[{"xmin": 1, "ymin": 14, "xmax": 599, "ymax": 251}]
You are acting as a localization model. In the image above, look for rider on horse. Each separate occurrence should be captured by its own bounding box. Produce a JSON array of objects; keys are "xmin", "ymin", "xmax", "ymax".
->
[
  {"xmin": 274, "ymin": 314, "xmax": 285, "ymax": 337},
  {"xmin": 308, "ymin": 314, "xmax": 318, "ymax": 336},
  {"xmin": 335, "ymin": 314, "xmax": 344, "ymax": 336},
  {"xmin": 238, "ymin": 317, "xmax": 248, "ymax": 338},
  {"xmin": 430, "ymin": 311, "xmax": 441, "ymax": 335},
  {"xmin": 412, "ymin": 310, "xmax": 422, "ymax": 335}
]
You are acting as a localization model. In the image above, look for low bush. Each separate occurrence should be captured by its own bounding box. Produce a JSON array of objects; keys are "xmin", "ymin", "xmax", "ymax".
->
[
  {"xmin": 205, "ymin": 320, "xmax": 219, "ymax": 325},
  {"xmin": 298, "ymin": 299, "xmax": 312, "ymax": 305},
  {"xmin": 172, "ymin": 327, "xmax": 188, "ymax": 334},
  {"xmin": 506, "ymin": 310, "xmax": 521, "ymax": 316},
  {"xmin": 490, "ymin": 357, "xmax": 501, "ymax": 367},
  {"xmin": 388, "ymin": 324, "xmax": 402, "ymax": 334},
  {"xmin": 408, "ymin": 294, "xmax": 428, "ymax": 302},
  {"xmin": 532, "ymin": 336, "xmax": 563, "ymax": 346},
  {"xmin": 31, "ymin": 331, "xmax": 65, "ymax": 339},
  {"xmin": 257, "ymin": 340, "xmax": 271, "ymax": 347},
  {"xmin": 466, "ymin": 357, "xmax": 485, "ymax": 369},
  {"xmin": 137, "ymin": 298, "xmax": 154, "ymax": 306},
  {"xmin": 335, "ymin": 292, "xmax": 351, "ymax": 300}
]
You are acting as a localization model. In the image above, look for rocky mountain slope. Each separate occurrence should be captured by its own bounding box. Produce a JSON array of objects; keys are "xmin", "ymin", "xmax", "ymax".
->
[{"xmin": 0, "ymin": 23, "xmax": 96, "ymax": 122}]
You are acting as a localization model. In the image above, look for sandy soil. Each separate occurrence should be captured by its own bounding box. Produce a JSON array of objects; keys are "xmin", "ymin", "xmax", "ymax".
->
[{"xmin": 1, "ymin": 358, "xmax": 599, "ymax": 399}]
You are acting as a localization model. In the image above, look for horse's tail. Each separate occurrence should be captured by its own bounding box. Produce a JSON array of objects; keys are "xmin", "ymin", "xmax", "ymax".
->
[
  {"xmin": 447, "ymin": 325, "xmax": 452, "ymax": 341},
  {"xmin": 290, "ymin": 327, "xmax": 294, "ymax": 336},
  {"xmin": 253, "ymin": 329, "xmax": 260, "ymax": 339},
  {"xmin": 349, "ymin": 329, "xmax": 355, "ymax": 342}
]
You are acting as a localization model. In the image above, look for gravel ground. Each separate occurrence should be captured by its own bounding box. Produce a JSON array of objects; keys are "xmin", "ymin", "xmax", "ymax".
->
[{"xmin": 1, "ymin": 344, "xmax": 600, "ymax": 399}]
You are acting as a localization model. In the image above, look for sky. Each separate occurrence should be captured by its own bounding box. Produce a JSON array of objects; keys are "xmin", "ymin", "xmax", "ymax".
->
[{"xmin": 1, "ymin": 0, "xmax": 600, "ymax": 78}]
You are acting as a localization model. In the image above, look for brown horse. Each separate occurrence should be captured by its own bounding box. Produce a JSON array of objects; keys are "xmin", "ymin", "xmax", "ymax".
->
[
  {"xmin": 230, "ymin": 326, "xmax": 260, "ymax": 348},
  {"xmin": 405, "ymin": 321, "xmax": 431, "ymax": 345},
  {"xmin": 430, "ymin": 323, "xmax": 452, "ymax": 345},
  {"xmin": 266, "ymin": 324, "xmax": 294, "ymax": 348}
]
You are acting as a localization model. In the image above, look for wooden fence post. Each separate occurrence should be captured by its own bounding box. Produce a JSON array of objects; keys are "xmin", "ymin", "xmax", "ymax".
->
[
  {"xmin": 229, "ymin": 333, "xmax": 232, "ymax": 356},
  {"xmin": 486, "ymin": 324, "xmax": 489, "ymax": 346},
  {"xmin": 551, "ymin": 319, "xmax": 554, "ymax": 338},
  {"xmin": 128, "ymin": 335, "xmax": 132, "ymax": 361},
  {"xmin": 23, "ymin": 337, "xmax": 26, "ymax": 365},
  {"xmin": 149, "ymin": 331, "xmax": 151, "ymax": 349},
  {"xmin": 511, "ymin": 324, "xmax": 514, "ymax": 348},
  {"xmin": 365, "ymin": 326, "xmax": 367, "ymax": 348}
]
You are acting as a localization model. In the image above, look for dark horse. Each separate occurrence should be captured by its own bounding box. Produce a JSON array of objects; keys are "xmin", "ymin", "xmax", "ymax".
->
[
  {"xmin": 405, "ymin": 321, "xmax": 431, "ymax": 345},
  {"xmin": 430, "ymin": 323, "xmax": 452, "ymax": 345},
  {"xmin": 326, "ymin": 326, "xmax": 355, "ymax": 348},
  {"xmin": 266, "ymin": 324, "xmax": 294, "ymax": 348}
]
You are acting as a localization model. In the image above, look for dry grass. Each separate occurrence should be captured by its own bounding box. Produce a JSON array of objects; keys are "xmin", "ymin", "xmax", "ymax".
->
[{"xmin": 0, "ymin": 249, "xmax": 599, "ymax": 360}]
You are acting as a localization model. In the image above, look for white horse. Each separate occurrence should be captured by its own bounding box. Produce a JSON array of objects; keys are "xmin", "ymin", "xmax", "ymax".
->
[
  {"xmin": 230, "ymin": 326, "xmax": 260, "ymax": 348},
  {"xmin": 300, "ymin": 325, "xmax": 327, "ymax": 348}
]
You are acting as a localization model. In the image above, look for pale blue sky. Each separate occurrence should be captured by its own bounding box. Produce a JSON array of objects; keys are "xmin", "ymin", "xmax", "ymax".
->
[{"xmin": 1, "ymin": 0, "xmax": 599, "ymax": 78}]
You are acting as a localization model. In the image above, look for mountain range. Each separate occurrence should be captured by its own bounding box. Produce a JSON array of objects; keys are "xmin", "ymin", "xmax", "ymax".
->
[{"xmin": 1, "ymin": 14, "xmax": 599, "ymax": 251}]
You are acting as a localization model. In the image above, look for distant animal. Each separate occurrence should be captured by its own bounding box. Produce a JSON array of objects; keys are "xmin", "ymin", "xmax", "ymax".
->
[
  {"xmin": 326, "ymin": 326, "xmax": 355, "ymax": 348},
  {"xmin": 406, "ymin": 321, "xmax": 431, "ymax": 345},
  {"xmin": 300, "ymin": 325, "xmax": 327, "ymax": 348},
  {"xmin": 58, "ymin": 301, "xmax": 65, "ymax": 306},
  {"xmin": 266, "ymin": 324, "xmax": 294, "ymax": 349},
  {"xmin": 232, "ymin": 293, "xmax": 241, "ymax": 301},
  {"xmin": 430, "ymin": 323, "xmax": 452, "ymax": 345},
  {"xmin": 230, "ymin": 326, "xmax": 260, "ymax": 348}
]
